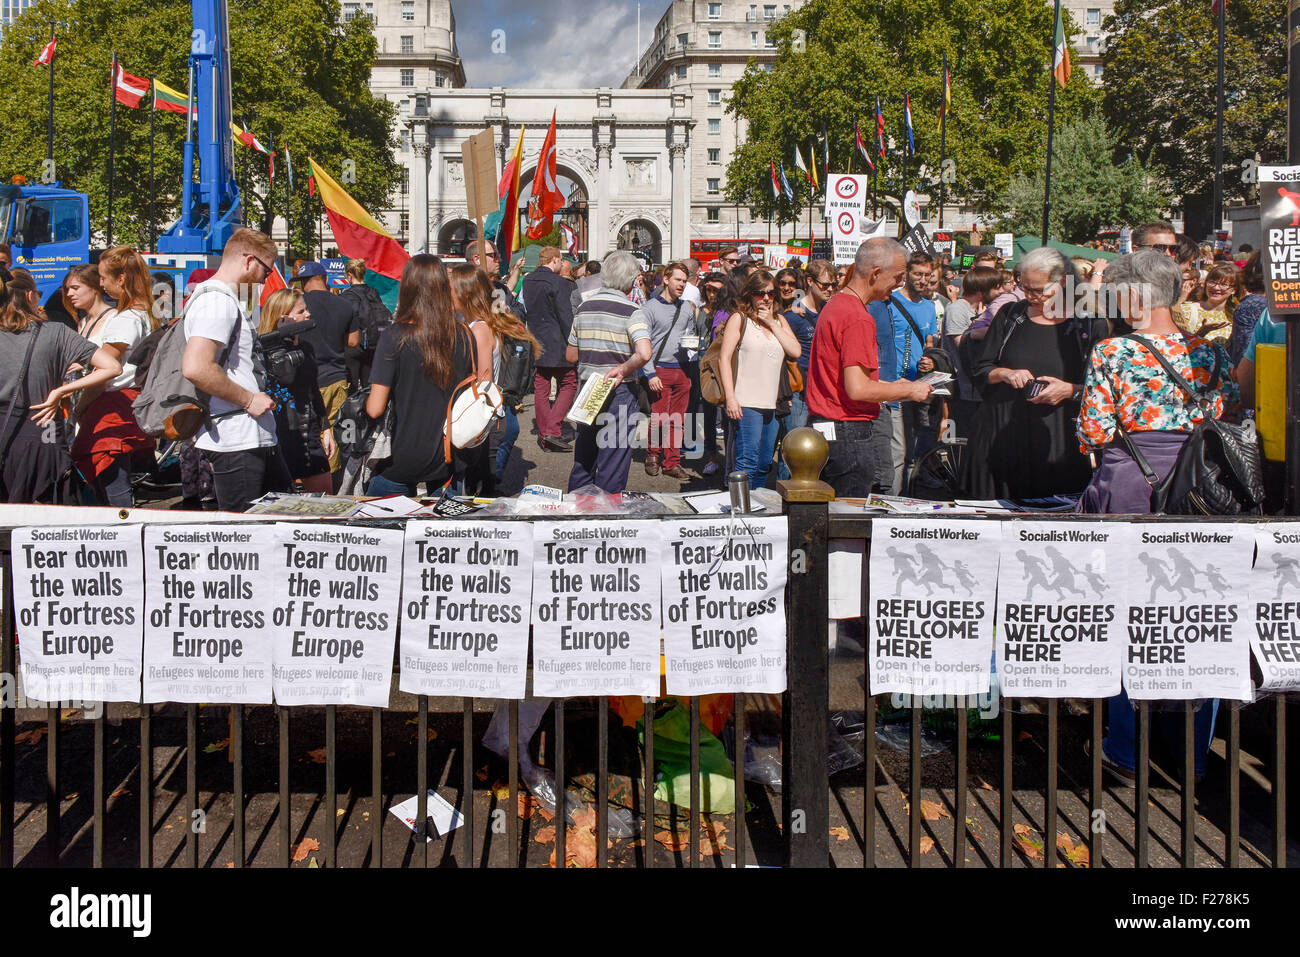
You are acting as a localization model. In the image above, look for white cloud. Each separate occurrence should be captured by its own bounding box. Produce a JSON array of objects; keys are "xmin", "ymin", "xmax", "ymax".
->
[{"xmin": 455, "ymin": 0, "xmax": 645, "ymax": 88}]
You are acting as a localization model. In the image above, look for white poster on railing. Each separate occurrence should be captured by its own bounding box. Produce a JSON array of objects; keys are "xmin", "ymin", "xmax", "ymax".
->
[
  {"xmin": 530, "ymin": 521, "xmax": 661, "ymax": 698},
  {"xmin": 141, "ymin": 525, "xmax": 277, "ymax": 704},
  {"xmin": 994, "ymin": 521, "xmax": 1123, "ymax": 698},
  {"xmin": 12, "ymin": 526, "xmax": 144, "ymax": 703},
  {"xmin": 1119, "ymin": 523, "xmax": 1253, "ymax": 701},
  {"xmin": 1249, "ymin": 524, "xmax": 1300, "ymax": 692},
  {"xmin": 867, "ymin": 519, "xmax": 1000, "ymax": 696},
  {"xmin": 661, "ymin": 516, "xmax": 788, "ymax": 695},
  {"xmin": 270, "ymin": 524, "xmax": 403, "ymax": 707},
  {"xmin": 398, "ymin": 520, "xmax": 534, "ymax": 699}
]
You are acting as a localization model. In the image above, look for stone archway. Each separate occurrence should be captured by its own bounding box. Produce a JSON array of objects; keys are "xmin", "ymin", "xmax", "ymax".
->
[
  {"xmin": 437, "ymin": 218, "xmax": 476, "ymax": 256},
  {"xmin": 615, "ymin": 218, "xmax": 664, "ymax": 265}
]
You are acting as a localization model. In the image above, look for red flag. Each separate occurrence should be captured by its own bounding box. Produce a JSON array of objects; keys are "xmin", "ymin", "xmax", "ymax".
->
[
  {"xmin": 525, "ymin": 110, "xmax": 565, "ymax": 240},
  {"xmin": 1211, "ymin": 0, "xmax": 1225, "ymax": 13},
  {"xmin": 33, "ymin": 35, "xmax": 56, "ymax": 67},
  {"xmin": 113, "ymin": 63, "xmax": 149, "ymax": 108},
  {"xmin": 308, "ymin": 174, "xmax": 316, "ymax": 197},
  {"xmin": 258, "ymin": 263, "xmax": 288, "ymax": 307}
]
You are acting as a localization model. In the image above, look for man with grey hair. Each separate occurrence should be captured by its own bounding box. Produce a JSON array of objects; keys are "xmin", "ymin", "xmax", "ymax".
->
[
  {"xmin": 563, "ymin": 251, "xmax": 653, "ymax": 492},
  {"xmin": 805, "ymin": 238, "xmax": 933, "ymax": 498}
]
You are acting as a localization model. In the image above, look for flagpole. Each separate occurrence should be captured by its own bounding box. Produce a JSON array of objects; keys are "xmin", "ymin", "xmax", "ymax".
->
[
  {"xmin": 939, "ymin": 53, "xmax": 948, "ymax": 230},
  {"xmin": 1041, "ymin": 0, "xmax": 1062, "ymax": 247},
  {"xmin": 148, "ymin": 79, "xmax": 156, "ymax": 252},
  {"xmin": 1212, "ymin": 0, "xmax": 1225, "ymax": 240},
  {"xmin": 46, "ymin": 23, "xmax": 54, "ymax": 166},
  {"xmin": 107, "ymin": 52, "xmax": 117, "ymax": 248},
  {"xmin": 901, "ymin": 93, "xmax": 909, "ymax": 204}
]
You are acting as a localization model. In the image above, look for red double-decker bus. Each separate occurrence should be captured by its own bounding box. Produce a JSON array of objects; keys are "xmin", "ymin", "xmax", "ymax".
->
[{"xmin": 690, "ymin": 238, "xmax": 767, "ymax": 266}]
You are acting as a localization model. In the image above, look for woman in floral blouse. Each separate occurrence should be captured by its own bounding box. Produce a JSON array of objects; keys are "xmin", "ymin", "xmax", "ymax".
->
[{"xmin": 1078, "ymin": 250, "xmax": 1240, "ymax": 515}]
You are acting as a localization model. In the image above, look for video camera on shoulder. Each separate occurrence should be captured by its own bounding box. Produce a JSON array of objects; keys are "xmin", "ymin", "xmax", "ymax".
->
[{"xmin": 257, "ymin": 318, "xmax": 316, "ymax": 388}]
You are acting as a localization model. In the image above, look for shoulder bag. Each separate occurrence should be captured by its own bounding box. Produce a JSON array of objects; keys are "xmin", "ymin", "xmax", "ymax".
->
[{"xmin": 698, "ymin": 312, "xmax": 748, "ymax": 406}]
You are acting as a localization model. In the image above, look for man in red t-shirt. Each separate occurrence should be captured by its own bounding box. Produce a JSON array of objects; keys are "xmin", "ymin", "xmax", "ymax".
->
[{"xmin": 806, "ymin": 238, "xmax": 932, "ymax": 497}]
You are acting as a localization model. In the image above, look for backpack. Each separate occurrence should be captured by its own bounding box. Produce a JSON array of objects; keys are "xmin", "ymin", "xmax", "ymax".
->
[
  {"xmin": 496, "ymin": 334, "xmax": 535, "ymax": 406},
  {"xmin": 1112, "ymin": 335, "xmax": 1265, "ymax": 516},
  {"xmin": 130, "ymin": 283, "xmax": 242, "ymax": 441},
  {"xmin": 699, "ymin": 312, "xmax": 747, "ymax": 406},
  {"xmin": 344, "ymin": 283, "xmax": 392, "ymax": 353}
]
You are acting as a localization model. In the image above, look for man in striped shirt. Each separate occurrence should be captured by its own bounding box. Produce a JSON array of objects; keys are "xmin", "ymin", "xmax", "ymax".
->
[{"xmin": 564, "ymin": 251, "xmax": 652, "ymax": 492}]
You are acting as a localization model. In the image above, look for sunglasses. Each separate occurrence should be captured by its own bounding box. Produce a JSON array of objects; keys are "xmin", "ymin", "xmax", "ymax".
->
[
  {"xmin": 722, "ymin": 258, "xmax": 739, "ymax": 265},
  {"xmin": 778, "ymin": 280, "xmax": 797, "ymax": 287},
  {"xmin": 753, "ymin": 289, "xmax": 775, "ymax": 299},
  {"xmin": 1139, "ymin": 243, "xmax": 1179, "ymax": 255},
  {"xmin": 809, "ymin": 278, "xmax": 836, "ymax": 290}
]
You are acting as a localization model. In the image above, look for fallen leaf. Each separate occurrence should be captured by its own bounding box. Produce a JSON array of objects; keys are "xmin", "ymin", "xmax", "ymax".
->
[
  {"xmin": 292, "ymin": 838, "xmax": 319, "ymax": 862},
  {"xmin": 224, "ymin": 862, "xmax": 234, "ymax": 868},
  {"xmin": 405, "ymin": 717, "xmax": 419, "ymax": 726},
  {"xmin": 920, "ymin": 836, "xmax": 935, "ymax": 855},
  {"xmin": 65, "ymin": 792, "xmax": 79, "ymax": 802},
  {"xmin": 920, "ymin": 800, "xmax": 949, "ymax": 822},
  {"xmin": 534, "ymin": 825, "xmax": 556, "ymax": 844},
  {"xmin": 1056, "ymin": 834, "xmax": 1075, "ymax": 852},
  {"xmin": 110, "ymin": 788, "xmax": 129, "ymax": 799},
  {"xmin": 493, "ymin": 786, "xmax": 510, "ymax": 801},
  {"xmin": 567, "ymin": 824, "xmax": 599, "ymax": 868},
  {"xmin": 1017, "ymin": 730, "xmax": 1033, "ymax": 742},
  {"xmin": 60, "ymin": 709, "xmax": 80, "ymax": 720},
  {"xmin": 829, "ymin": 825, "xmax": 851, "ymax": 843},
  {"xmin": 14, "ymin": 727, "xmax": 47, "ymax": 745},
  {"xmin": 979, "ymin": 779, "xmax": 993, "ymax": 791},
  {"xmin": 654, "ymin": 830, "xmax": 691, "ymax": 852},
  {"xmin": 475, "ymin": 766, "xmax": 489, "ymax": 782},
  {"xmin": 362, "ymin": 812, "xmax": 370, "ymax": 820},
  {"xmin": 1058, "ymin": 834, "xmax": 1090, "ymax": 866},
  {"xmin": 204, "ymin": 738, "xmax": 231, "ymax": 754},
  {"xmin": 426, "ymin": 728, "xmax": 438, "ymax": 741},
  {"xmin": 308, "ymin": 857, "xmax": 319, "ymax": 868},
  {"xmin": 536, "ymin": 805, "xmax": 555, "ymax": 823},
  {"xmin": 336, "ymin": 808, "xmax": 345, "ymax": 817},
  {"xmin": 307, "ymin": 748, "xmax": 327, "ymax": 764},
  {"xmin": 569, "ymin": 804, "xmax": 598, "ymax": 833},
  {"xmin": 517, "ymin": 792, "xmax": 538, "ymax": 819},
  {"xmin": 1013, "ymin": 823, "xmax": 1033, "ymax": 837},
  {"xmin": 1016, "ymin": 838, "xmax": 1043, "ymax": 860},
  {"xmin": 700, "ymin": 823, "xmax": 731, "ymax": 859}
]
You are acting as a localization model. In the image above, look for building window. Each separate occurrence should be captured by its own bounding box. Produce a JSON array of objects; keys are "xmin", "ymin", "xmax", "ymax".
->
[
  {"xmin": 707, "ymin": 178, "xmax": 720, "ymax": 195},
  {"xmin": 342, "ymin": 1, "xmax": 360, "ymax": 20},
  {"xmin": 763, "ymin": 31, "xmax": 774, "ymax": 48},
  {"xmin": 708, "ymin": 88, "xmax": 721, "ymax": 106},
  {"xmin": 763, "ymin": 62, "xmax": 774, "ymax": 72},
  {"xmin": 399, "ymin": 129, "xmax": 410, "ymax": 151},
  {"xmin": 707, "ymin": 148, "xmax": 721, "ymax": 165},
  {"xmin": 400, "ymin": 68, "xmax": 414, "ymax": 86},
  {"xmin": 708, "ymin": 62, "xmax": 721, "ymax": 77},
  {"xmin": 748, "ymin": 4, "xmax": 757, "ymax": 21},
  {"xmin": 676, "ymin": 64, "xmax": 687, "ymax": 80},
  {"xmin": 401, "ymin": 168, "xmax": 409, "ymax": 196},
  {"xmin": 434, "ymin": 72, "xmax": 446, "ymax": 87},
  {"xmin": 364, "ymin": 2, "xmax": 373, "ymax": 19},
  {"xmin": 1094, "ymin": 64, "xmax": 1104, "ymax": 77},
  {"xmin": 708, "ymin": 30, "xmax": 721, "ymax": 48},
  {"xmin": 708, "ymin": 2, "xmax": 721, "ymax": 18},
  {"xmin": 708, "ymin": 118, "xmax": 721, "ymax": 134},
  {"xmin": 400, "ymin": 35, "xmax": 414, "ymax": 53},
  {"xmin": 750, "ymin": 31, "xmax": 759, "ymax": 48},
  {"xmin": 707, "ymin": 208, "xmax": 720, "ymax": 222},
  {"xmin": 1086, "ymin": 7, "xmax": 1100, "ymax": 25},
  {"xmin": 678, "ymin": 32, "xmax": 689, "ymax": 50},
  {"xmin": 783, "ymin": 3, "xmax": 791, "ymax": 12},
  {"xmin": 763, "ymin": 3, "xmax": 775, "ymax": 19},
  {"xmin": 1085, "ymin": 34, "xmax": 1098, "ymax": 50},
  {"xmin": 399, "ymin": 212, "xmax": 409, "ymax": 234}
]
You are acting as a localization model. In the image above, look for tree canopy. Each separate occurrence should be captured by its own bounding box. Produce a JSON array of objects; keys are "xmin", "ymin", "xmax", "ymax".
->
[
  {"xmin": 725, "ymin": 0, "xmax": 1099, "ymax": 227},
  {"xmin": 0, "ymin": 0, "xmax": 400, "ymax": 253},
  {"xmin": 995, "ymin": 114, "xmax": 1170, "ymax": 243},
  {"xmin": 1101, "ymin": 0, "xmax": 1285, "ymax": 237}
]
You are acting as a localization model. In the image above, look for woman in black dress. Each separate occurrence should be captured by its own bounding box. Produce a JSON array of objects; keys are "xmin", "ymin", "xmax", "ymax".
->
[{"xmin": 968, "ymin": 247, "xmax": 1108, "ymax": 500}]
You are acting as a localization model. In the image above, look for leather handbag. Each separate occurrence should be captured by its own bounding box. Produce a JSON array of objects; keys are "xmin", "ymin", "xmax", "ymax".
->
[{"xmin": 699, "ymin": 312, "xmax": 747, "ymax": 406}]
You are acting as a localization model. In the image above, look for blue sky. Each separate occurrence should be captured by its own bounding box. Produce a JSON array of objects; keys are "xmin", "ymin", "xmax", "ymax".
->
[{"xmin": 453, "ymin": 0, "xmax": 649, "ymax": 88}]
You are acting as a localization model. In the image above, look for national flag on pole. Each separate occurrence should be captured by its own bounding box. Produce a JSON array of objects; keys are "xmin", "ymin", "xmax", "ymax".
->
[
  {"xmin": 307, "ymin": 157, "xmax": 409, "ymax": 310},
  {"xmin": 258, "ymin": 262, "xmax": 289, "ymax": 308},
  {"xmin": 525, "ymin": 109, "xmax": 564, "ymax": 240},
  {"xmin": 1053, "ymin": 10, "xmax": 1072, "ymax": 87},
  {"xmin": 559, "ymin": 222, "xmax": 578, "ymax": 257},
  {"xmin": 808, "ymin": 143, "xmax": 820, "ymax": 192},
  {"xmin": 792, "ymin": 146, "xmax": 811, "ymax": 184},
  {"xmin": 308, "ymin": 174, "xmax": 316, "ymax": 197},
  {"xmin": 770, "ymin": 160, "xmax": 781, "ymax": 199},
  {"xmin": 268, "ymin": 133, "xmax": 275, "ymax": 181},
  {"xmin": 1211, "ymin": 0, "xmax": 1225, "ymax": 13},
  {"xmin": 904, "ymin": 92, "xmax": 915, "ymax": 155},
  {"xmin": 939, "ymin": 64, "xmax": 951, "ymax": 125},
  {"xmin": 113, "ymin": 63, "xmax": 149, "ymax": 108},
  {"xmin": 820, "ymin": 124, "xmax": 830, "ymax": 183},
  {"xmin": 778, "ymin": 161, "xmax": 794, "ymax": 201},
  {"xmin": 854, "ymin": 121, "xmax": 875, "ymax": 172},
  {"xmin": 497, "ymin": 128, "xmax": 527, "ymax": 257},
  {"xmin": 284, "ymin": 146, "xmax": 295, "ymax": 191},
  {"xmin": 33, "ymin": 35, "xmax": 56, "ymax": 66},
  {"xmin": 875, "ymin": 97, "xmax": 886, "ymax": 157},
  {"xmin": 153, "ymin": 78, "xmax": 194, "ymax": 116}
]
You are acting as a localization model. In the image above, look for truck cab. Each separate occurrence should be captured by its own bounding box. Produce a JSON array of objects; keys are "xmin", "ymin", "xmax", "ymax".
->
[{"xmin": 0, "ymin": 184, "xmax": 90, "ymax": 303}]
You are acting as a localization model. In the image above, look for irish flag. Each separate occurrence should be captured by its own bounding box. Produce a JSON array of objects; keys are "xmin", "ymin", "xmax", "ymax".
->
[
  {"xmin": 307, "ymin": 157, "xmax": 408, "ymax": 310},
  {"xmin": 1053, "ymin": 11, "xmax": 1072, "ymax": 87}
]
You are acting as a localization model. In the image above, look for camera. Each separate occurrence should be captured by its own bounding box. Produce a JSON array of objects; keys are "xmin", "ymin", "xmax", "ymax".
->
[{"xmin": 257, "ymin": 318, "xmax": 316, "ymax": 388}]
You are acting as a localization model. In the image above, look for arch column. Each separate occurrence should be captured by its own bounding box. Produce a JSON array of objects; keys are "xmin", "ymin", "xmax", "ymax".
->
[{"xmin": 409, "ymin": 138, "xmax": 431, "ymax": 256}]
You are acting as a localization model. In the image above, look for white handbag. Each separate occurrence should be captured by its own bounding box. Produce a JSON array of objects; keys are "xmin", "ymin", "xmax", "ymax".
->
[{"xmin": 443, "ymin": 375, "xmax": 503, "ymax": 460}]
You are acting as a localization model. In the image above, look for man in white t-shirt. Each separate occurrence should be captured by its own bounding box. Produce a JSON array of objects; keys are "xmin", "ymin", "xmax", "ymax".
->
[
  {"xmin": 681, "ymin": 256, "xmax": 703, "ymax": 307},
  {"xmin": 180, "ymin": 228, "xmax": 290, "ymax": 512}
]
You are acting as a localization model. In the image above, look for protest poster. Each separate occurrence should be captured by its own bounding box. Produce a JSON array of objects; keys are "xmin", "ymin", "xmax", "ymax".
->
[
  {"xmin": 994, "ymin": 521, "xmax": 1122, "ymax": 698},
  {"xmin": 824, "ymin": 174, "xmax": 870, "ymax": 265},
  {"xmin": 661, "ymin": 516, "xmax": 788, "ymax": 695},
  {"xmin": 399, "ymin": 520, "xmax": 534, "ymax": 699},
  {"xmin": 269, "ymin": 524, "xmax": 403, "ymax": 707},
  {"xmin": 994, "ymin": 233, "xmax": 1014, "ymax": 259},
  {"xmin": 867, "ymin": 518, "xmax": 1000, "ymax": 697},
  {"xmin": 12, "ymin": 526, "xmax": 144, "ymax": 703},
  {"xmin": 1259, "ymin": 165, "xmax": 1300, "ymax": 318},
  {"xmin": 531, "ymin": 521, "xmax": 661, "ymax": 697},
  {"xmin": 900, "ymin": 223, "xmax": 937, "ymax": 260},
  {"xmin": 1118, "ymin": 524, "xmax": 1253, "ymax": 701},
  {"xmin": 141, "ymin": 525, "xmax": 278, "ymax": 704},
  {"xmin": 1248, "ymin": 524, "xmax": 1300, "ymax": 692},
  {"xmin": 765, "ymin": 243, "xmax": 811, "ymax": 269}
]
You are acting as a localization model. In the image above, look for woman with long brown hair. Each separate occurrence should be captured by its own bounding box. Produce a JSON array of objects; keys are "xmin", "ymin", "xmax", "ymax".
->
[
  {"xmin": 63, "ymin": 251, "xmax": 157, "ymax": 506},
  {"xmin": 449, "ymin": 264, "xmax": 541, "ymax": 489},
  {"xmin": 258, "ymin": 288, "xmax": 334, "ymax": 492},
  {"xmin": 364, "ymin": 254, "xmax": 475, "ymax": 496},
  {"xmin": 0, "ymin": 268, "xmax": 121, "ymax": 503}
]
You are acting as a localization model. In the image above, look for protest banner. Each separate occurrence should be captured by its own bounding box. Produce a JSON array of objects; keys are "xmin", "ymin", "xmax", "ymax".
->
[
  {"xmin": 994, "ymin": 233, "xmax": 1014, "ymax": 259},
  {"xmin": 530, "ymin": 521, "xmax": 661, "ymax": 697},
  {"xmin": 900, "ymin": 223, "xmax": 937, "ymax": 260},
  {"xmin": 1259, "ymin": 165, "xmax": 1300, "ymax": 318},
  {"xmin": 141, "ymin": 525, "xmax": 277, "ymax": 704},
  {"xmin": 269, "ymin": 524, "xmax": 403, "ymax": 706},
  {"xmin": 994, "ymin": 521, "xmax": 1122, "ymax": 698},
  {"xmin": 1118, "ymin": 524, "xmax": 1253, "ymax": 701},
  {"xmin": 765, "ymin": 242, "xmax": 811, "ymax": 270},
  {"xmin": 661, "ymin": 516, "xmax": 788, "ymax": 695},
  {"xmin": 12, "ymin": 526, "xmax": 144, "ymax": 703},
  {"xmin": 399, "ymin": 520, "xmax": 534, "ymax": 698},
  {"xmin": 868, "ymin": 518, "xmax": 1000, "ymax": 697},
  {"xmin": 1249, "ymin": 524, "xmax": 1300, "ymax": 692}
]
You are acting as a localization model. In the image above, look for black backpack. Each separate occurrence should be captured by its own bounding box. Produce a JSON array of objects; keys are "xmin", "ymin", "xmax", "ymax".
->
[
  {"xmin": 344, "ymin": 284, "xmax": 393, "ymax": 353},
  {"xmin": 1112, "ymin": 336, "xmax": 1265, "ymax": 516},
  {"xmin": 496, "ymin": 335, "xmax": 535, "ymax": 407}
]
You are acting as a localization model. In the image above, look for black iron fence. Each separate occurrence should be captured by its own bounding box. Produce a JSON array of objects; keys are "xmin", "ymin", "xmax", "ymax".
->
[{"xmin": 0, "ymin": 497, "xmax": 1294, "ymax": 868}]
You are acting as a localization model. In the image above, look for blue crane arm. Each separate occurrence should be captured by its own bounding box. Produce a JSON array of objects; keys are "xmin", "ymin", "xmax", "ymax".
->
[{"xmin": 157, "ymin": 0, "xmax": 241, "ymax": 255}]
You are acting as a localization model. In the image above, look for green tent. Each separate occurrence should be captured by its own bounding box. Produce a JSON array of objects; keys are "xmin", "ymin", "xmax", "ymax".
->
[{"xmin": 1008, "ymin": 235, "xmax": 1121, "ymax": 266}]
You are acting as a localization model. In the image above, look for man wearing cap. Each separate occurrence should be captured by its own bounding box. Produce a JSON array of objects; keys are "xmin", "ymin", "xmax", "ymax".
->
[
  {"xmin": 294, "ymin": 261, "xmax": 359, "ymax": 478},
  {"xmin": 523, "ymin": 245, "xmax": 577, "ymax": 452}
]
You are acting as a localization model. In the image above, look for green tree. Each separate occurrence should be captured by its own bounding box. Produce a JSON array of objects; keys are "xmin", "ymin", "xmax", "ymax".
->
[
  {"xmin": 995, "ymin": 114, "xmax": 1171, "ymax": 243},
  {"xmin": 0, "ymin": 0, "xmax": 399, "ymax": 254},
  {"xmin": 1101, "ymin": 0, "xmax": 1285, "ymax": 237},
  {"xmin": 725, "ymin": 0, "xmax": 1099, "ymax": 229}
]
